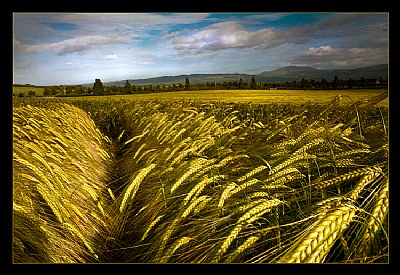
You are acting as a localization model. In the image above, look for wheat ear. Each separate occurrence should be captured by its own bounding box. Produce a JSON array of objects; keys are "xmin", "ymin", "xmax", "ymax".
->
[
  {"xmin": 315, "ymin": 166, "xmax": 382, "ymax": 190},
  {"xmin": 213, "ymin": 198, "xmax": 282, "ymax": 263},
  {"xmin": 158, "ymin": 237, "xmax": 192, "ymax": 263},
  {"xmin": 182, "ymin": 175, "xmax": 225, "ymax": 207},
  {"xmin": 170, "ymin": 158, "xmax": 210, "ymax": 194},
  {"xmin": 277, "ymin": 204, "xmax": 356, "ymax": 263},
  {"xmin": 119, "ymin": 164, "xmax": 156, "ymax": 213},
  {"xmin": 358, "ymin": 178, "xmax": 388, "ymax": 260},
  {"xmin": 223, "ymin": 235, "xmax": 261, "ymax": 263},
  {"xmin": 141, "ymin": 215, "xmax": 165, "ymax": 241}
]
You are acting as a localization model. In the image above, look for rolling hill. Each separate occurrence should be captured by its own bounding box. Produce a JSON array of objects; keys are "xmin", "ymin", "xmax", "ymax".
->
[{"xmin": 84, "ymin": 64, "xmax": 388, "ymax": 87}]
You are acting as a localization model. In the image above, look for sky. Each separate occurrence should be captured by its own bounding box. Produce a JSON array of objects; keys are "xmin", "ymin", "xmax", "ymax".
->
[{"xmin": 13, "ymin": 13, "xmax": 388, "ymax": 86}]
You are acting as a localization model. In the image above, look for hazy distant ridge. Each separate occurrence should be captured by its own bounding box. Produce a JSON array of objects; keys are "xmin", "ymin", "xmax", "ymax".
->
[{"xmin": 97, "ymin": 64, "xmax": 387, "ymax": 87}]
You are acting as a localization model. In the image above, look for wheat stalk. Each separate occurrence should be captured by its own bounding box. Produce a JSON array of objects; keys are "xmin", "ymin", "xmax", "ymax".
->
[
  {"xmin": 224, "ymin": 234, "xmax": 261, "ymax": 263},
  {"xmin": 159, "ymin": 236, "xmax": 192, "ymax": 263},
  {"xmin": 170, "ymin": 158, "xmax": 210, "ymax": 194},
  {"xmin": 358, "ymin": 178, "xmax": 388, "ymax": 260},
  {"xmin": 237, "ymin": 165, "xmax": 268, "ymax": 182},
  {"xmin": 213, "ymin": 198, "xmax": 282, "ymax": 263},
  {"xmin": 218, "ymin": 182, "xmax": 237, "ymax": 210},
  {"xmin": 182, "ymin": 175, "xmax": 225, "ymax": 207},
  {"xmin": 141, "ymin": 214, "xmax": 165, "ymax": 241},
  {"xmin": 170, "ymin": 128, "xmax": 187, "ymax": 144},
  {"xmin": 64, "ymin": 222, "xmax": 99, "ymax": 260},
  {"xmin": 315, "ymin": 166, "xmax": 382, "ymax": 190},
  {"xmin": 277, "ymin": 204, "xmax": 357, "ymax": 263},
  {"xmin": 227, "ymin": 179, "xmax": 261, "ymax": 198},
  {"xmin": 119, "ymin": 163, "xmax": 156, "ymax": 214},
  {"xmin": 347, "ymin": 168, "xmax": 382, "ymax": 201},
  {"xmin": 181, "ymin": 195, "xmax": 211, "ymax": 219}
]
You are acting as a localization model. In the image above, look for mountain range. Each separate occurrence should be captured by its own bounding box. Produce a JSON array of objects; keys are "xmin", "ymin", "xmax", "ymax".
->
[{"xmin": 89, "ymin": 64, "xmax": 388, "ymax": 87}]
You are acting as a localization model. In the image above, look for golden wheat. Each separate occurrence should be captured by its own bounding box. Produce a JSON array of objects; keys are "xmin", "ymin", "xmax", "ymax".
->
[
  {"xmin": 277, "ymin": 204, "xmax": 357, "ymax": 263},
  {"xmin": 119, "ymin": 163, "xmax": 156, "ymax": 213},
  {"xmin": 141, "ymin": 214, "xmax": 165, "ymax": 241},
  {"xmin": 218, "ymin": 182, "xmax": 238, "ymax": 209},
  {"xmin": 237, "ymin": 165, "xmax": 268, "ymax": 182},
  {"xmin": 182, "ymin": 175, "xmax": 225, "ymax": 207},
  {"xmin": 13, "ymin": 96, "xmax": 388, "ymax": 263},
  {"xmin": 358, "ymin": 178, "xmax": 388, "ymax": 260},
  {"xmin": 159, "ymin": 236, "xmax": 192, "ymax": 263},
  {"xmin": 224, "ymin": 234, "xmax": 261, "ymax": 263},
  {"xmin": 213, "ymin": 198, "xmax": 282, "ymax": 263},
  {"xmin": 181, "ymin": 195, "xmax": 211, "ymax": 219}
]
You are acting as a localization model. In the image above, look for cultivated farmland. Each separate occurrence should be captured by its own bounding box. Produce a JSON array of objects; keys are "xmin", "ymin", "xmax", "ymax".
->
[
  {"xmin": 57, "ymin": 89, "xmax": 389, "ymax": 107},
  {"xmin": 12, "ymin": 90, "xmax": 389, "ymax": 263}
]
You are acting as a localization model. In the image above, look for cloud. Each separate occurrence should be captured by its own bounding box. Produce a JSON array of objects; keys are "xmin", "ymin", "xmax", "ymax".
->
[
  {"xmin": 164, "ymin": 14, "xmax": 377, "ymax": 57},
  {"xmin": 13, "ymin": 38, "xmax": 23, "ymax": 48},
  {"xmin": 290, "ymin": 46, "xmax": 387, "ymax": 68},
  {"xmin": 64, "ymin": 61, "xmax": 73, "ymax": 65},
  {"xmin": 105, "ymin": 53, "xmax": 118, "ymax": 60},
  {"xmin": 165, "ymin": 21, "xmax": 277, "ymax": 55},
  {"xmin": 15, "ymin": 13, "xmax": 212, "ymax": 40},
  {"xmin": 13, "ymin": 39, "xmax": 25, "ymax": 53},
  {"xmin": 306, "ymin": 46, "xmax": 338, "ymax": 56},
  {"xmin": 18, "ymin": 35, "xmax": 130, "ymax": 55},
  {"xmin": 13, "ymin": 61, "xmax": 34, "ymax": 70},
  {"xmin": 134, "ymin": 60, "xmax": 154, "ymax": 66}
]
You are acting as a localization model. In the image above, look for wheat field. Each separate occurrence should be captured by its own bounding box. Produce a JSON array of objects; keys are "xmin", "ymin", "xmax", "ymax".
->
[{"xmin": 12, "ymin": 91, "xmax": 389, "ymax": 263}]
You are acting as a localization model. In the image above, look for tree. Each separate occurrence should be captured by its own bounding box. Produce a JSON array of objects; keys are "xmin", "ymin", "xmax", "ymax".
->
[
  {"xmin": 43, "ymin": 87, "xmax": 52, "ymax": 96},
  {"xmin": 27, "ymin": 90, "xmax": 36, "ymax": 97},
  {"xmin": 301, "ymin": 78, "xmax": 308, "ymax": 88},
  {"xmin": 250, "ymin": 76, "xmax": 257, "ymax": 89},
  {"xmin": 52, "ymin": 87, "xmax": 60, "ymax": 95},
  {"xmin": 185, "ymin": 77, "xmax": 191, "ymax": 90},
  {"xmin": 321, "ymin": 78, "xmax": 328, "ymax": 89},
  {"xmin": 239, "ymin": 78, "xmax": 244, "ymax": 89},
  {"xmin": 75, "ymin": 85, "xmax": 86, "ymax": 95},
  {"xmin": 332, "ymin": 75, "xmax": 339, "ymax": 89},
  {"xmin": 347, "ymin": 78, "xmax": 354, "ymax": 89},
  {"xmin": 93, "ymin": 78, "xmax": 104, "ymax": 95},
  {"xmin": 124, "ymin": 80, "xmax": 132, "ymax": 94},
  {"xmin": 65, "ymin": 86, "xmax": 73, "ymax": 95}
]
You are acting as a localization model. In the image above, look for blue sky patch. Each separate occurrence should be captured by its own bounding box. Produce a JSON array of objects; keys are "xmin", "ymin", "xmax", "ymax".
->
[{"xmin": 43, "ymin": 22, "xmax": 78, "ymax": 31}]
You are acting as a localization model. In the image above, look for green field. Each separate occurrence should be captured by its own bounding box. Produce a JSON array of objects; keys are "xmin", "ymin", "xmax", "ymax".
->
[
  {"xmin": 58, "ymin": 89, "xmax": 388, "ymax": 106},
  {"xmin": 13, "ymin": 86, "xmax": 44, "ymax": 97}
]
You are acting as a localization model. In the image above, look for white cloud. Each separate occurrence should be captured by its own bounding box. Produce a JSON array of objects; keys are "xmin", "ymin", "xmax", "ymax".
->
[
  {"xmin": 105, "ymin": 53, "xmax": 118, "ymax": 60},
  {"xmin": 165, "ymin": 21, "xmax": 277, "ymax": 55},
  {"xmin": 290, "ymin": 46, "xmax": 387, "ymax": 68},
  {"xmin": 19, "ymin": 35, "xmax": 130, "ymax": 55},
  {"xmin": 64, "ymin": 61, "xmax": 73, "ymax": 65},
  {"xmin": 133, "ymin": 60, "xmax": 154, "ymax": 66},
  {"xmin": 163, "ymin": 14, "xmax": 380, "ymax": 58},
  {"xmin": 14, "ymin": 13, "xmax": 212, "ymax": 40},
  {"xmin": 13, "ymin": 38, "xmax": 23, "ymax": 48},
  {"xmin": 13, "ymin": 39, "xmax": 25, "ymax": 54},
  {"xmin": 306, "ymin": 45, "xmax": 338, "ymax": 56}
]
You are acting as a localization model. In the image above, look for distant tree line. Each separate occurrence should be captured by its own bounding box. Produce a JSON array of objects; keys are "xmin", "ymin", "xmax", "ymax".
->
[{"xmin": 15, "ymin": 75, "xmax": 388, "ymax": 97}]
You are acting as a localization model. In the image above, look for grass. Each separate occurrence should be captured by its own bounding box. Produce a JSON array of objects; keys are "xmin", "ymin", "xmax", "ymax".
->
[
  {"xmin": 13, "ymin": 86, "xmax": 45, "ymax": 96},
  {"xmin": 12, "ymin": 91, "xmax": 389, "ymax": 263}
]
